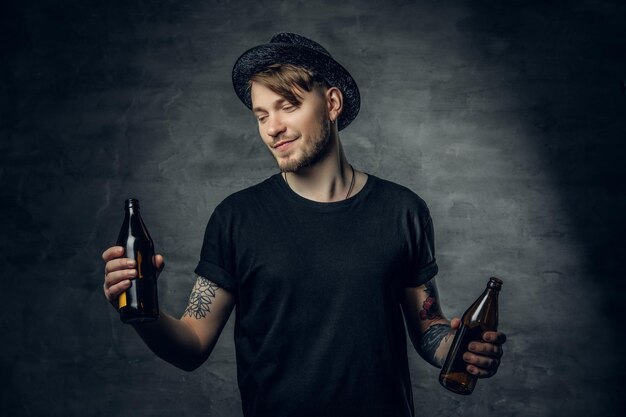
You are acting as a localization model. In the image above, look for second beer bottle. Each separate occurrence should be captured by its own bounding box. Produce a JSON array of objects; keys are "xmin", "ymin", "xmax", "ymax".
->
[
  {"xmin": 116, "ymin": 198, "xmax": 159, "ymax": 323},
  {"xmin": 439, "ymin": 277, "xmax": 503, "ymax": 395}
]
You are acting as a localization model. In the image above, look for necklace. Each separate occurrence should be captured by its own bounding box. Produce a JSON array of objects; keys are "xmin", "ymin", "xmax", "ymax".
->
[{"xmin": 284, "ymin": 164, "xmax": 356, "ymax": 200}]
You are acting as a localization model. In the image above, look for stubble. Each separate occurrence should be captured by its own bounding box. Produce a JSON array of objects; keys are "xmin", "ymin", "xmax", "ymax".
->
[{"xmin": 273, "ymin": 108, "xmax": 333, "ymax": 173}]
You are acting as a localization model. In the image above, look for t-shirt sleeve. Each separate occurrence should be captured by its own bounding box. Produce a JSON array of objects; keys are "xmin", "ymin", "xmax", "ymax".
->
[
  {"xmin": 194, "ymin": 208, "xmax": 238, "ymax": 294},
  {"xmin": 404, "ymin": 206, "xmax": 438, "ymax": 287}
]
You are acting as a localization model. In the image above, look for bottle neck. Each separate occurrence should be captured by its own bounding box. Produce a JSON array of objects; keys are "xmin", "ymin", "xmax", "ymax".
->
[
  {"xmin": 125, "ymin": 198, "xmax": 140, "ymax": 216},
  {"xmin": 466, "ymin": 284, "xmax": 500, "ymax": 325},
  {"xmin": 127, "ymin": 206, "xmax": 139, "ymax": 216},
  {"xmin": 484, "ymin": 284, "xmax": 501, "ymax": 302},
  {"xmin": 486, "ymin": 288, "xmax": 500, "ymax": 300}
]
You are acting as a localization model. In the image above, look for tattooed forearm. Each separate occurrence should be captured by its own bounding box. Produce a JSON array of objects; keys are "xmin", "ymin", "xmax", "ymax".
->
[
  {"xmin": 419, "ymin": 280, "xmax": 444, "ymax": 320},
  {"xmin": 419, "ymin": 323, "xmax": 454, "ymax": 368},
  {"xmin": 183, "ymin": 276, "xmax": 220, "ymax": 319}
]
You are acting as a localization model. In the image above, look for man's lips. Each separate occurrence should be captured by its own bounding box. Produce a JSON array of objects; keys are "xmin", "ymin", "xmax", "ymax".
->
[{"xmin": 273, "ymin": 137, "xmax": 299, "ymax": 150}]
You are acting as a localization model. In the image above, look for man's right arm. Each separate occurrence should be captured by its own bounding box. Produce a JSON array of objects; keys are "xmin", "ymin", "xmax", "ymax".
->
[{"xmin": 102, "ymin": 246, "xmax": 235, "ymax": 372}]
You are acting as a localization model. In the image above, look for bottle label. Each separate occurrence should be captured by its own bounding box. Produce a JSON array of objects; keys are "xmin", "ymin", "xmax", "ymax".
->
[{"xmin": 118, "ymin": 291, "xmax": 127, "ymax": 309}]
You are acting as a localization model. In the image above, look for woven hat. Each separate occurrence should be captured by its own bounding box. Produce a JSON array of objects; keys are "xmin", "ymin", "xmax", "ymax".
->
[{"xmin": 232, "ymin": 32, "xmax": 360, "ymax": 131}]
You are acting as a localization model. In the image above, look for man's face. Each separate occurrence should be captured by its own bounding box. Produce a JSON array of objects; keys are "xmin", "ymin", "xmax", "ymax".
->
[{"xmin": 251, "ymin": 81, "xmax": 332, "ymax": 173}]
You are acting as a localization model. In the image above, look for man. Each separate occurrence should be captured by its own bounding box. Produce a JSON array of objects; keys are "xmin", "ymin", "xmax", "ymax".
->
[{"xmin": 102, "ymin": 33, "xmax": 506, "ymax": 417}]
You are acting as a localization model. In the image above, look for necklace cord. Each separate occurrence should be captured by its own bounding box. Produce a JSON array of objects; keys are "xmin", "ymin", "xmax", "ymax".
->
[{"xmin": 284, "ymin": 164, "xmax": 356, "ymax": 200}]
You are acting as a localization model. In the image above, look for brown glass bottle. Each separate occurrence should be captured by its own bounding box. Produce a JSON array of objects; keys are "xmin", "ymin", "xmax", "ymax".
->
[
  {"xmin": 439, "ymin": 277, "xmax": 503, "ymax": 395},
  {"xmin": 116, "ymin": 198, "xmax": 159, "ymax": 323}
]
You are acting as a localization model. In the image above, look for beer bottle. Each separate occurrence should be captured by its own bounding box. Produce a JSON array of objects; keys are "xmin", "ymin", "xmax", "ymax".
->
[
  {"xmin": 439, "ymin": 277, "xmax": 503, "ymax": 395},
  {"xmin": 116, "ymin": 198, "xmax": 159, "ymax": 323}
]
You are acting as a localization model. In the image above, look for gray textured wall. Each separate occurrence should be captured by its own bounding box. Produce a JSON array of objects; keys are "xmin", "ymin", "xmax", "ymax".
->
[{"xmin": 2, "ymin": 0, "xmax": 625, "ymax": 416}]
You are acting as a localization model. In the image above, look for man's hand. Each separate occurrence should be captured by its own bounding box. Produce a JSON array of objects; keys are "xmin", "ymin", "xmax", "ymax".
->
[
  {"xmin": 102, "ymin": 246, "xmax": 165, "ymax": 307},
  {"xmin": 450, "ymin": 318, "xmax": 506, "ymax": 378}
]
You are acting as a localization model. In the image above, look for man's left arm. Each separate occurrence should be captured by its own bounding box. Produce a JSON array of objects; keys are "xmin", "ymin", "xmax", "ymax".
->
[{"xmin": 401, "ymin": 278, "xmax": 506, "ymax": 377}]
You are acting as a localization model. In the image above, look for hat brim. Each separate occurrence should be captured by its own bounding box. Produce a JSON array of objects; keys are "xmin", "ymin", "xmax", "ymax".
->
[{"xmin": 232, "ymin": 43, "xmax": 360, "ymax": 131}]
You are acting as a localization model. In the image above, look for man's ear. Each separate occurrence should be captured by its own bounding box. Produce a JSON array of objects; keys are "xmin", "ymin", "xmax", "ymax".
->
[{"xmin": 326, "ymin": 87, "xmax": 343, "ymax": 123}]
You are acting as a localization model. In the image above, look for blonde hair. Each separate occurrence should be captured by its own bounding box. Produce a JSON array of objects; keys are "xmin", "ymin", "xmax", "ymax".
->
[{"xmin": 248, "ymin": 64, "xmax": 330, "ymax": 105}]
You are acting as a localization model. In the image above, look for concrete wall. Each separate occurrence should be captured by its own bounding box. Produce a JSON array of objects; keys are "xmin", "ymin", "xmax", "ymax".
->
[{"xmin": 2, "ymin": 0, "xmax": 625, "ymax": 416}]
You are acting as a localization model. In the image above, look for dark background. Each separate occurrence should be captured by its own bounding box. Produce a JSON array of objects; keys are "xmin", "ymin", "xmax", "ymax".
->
[{"xmin": 1, "ymin": 0, "xmax": 625, "ymax": 416}]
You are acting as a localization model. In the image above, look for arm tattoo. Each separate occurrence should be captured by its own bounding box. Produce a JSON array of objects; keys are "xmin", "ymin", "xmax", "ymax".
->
[
  {"xmin": 183, "ymin": 276, "xmax": 220, "ymax": 319},
  {"xmin": 419, "ymin": 280, "xmax": 444, "ymax": 321},
  {"xmin": 419, "ymin": 323, "xmax": 453, "ymax": 368},
  {"xmin": 442, "ymin": 331, "xmax": 454, "ymax": 345}
]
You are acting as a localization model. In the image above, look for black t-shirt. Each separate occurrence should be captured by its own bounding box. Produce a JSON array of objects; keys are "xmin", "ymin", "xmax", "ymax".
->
[{"xmin": 195, "ymin": 173, "xmax": 438, "ymax": 417}]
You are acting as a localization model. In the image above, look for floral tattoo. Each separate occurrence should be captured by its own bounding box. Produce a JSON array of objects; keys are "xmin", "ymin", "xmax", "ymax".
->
[
  {"xmin": 419, "ymin": 280, "xmax": 443, "ymax": 321},
  {"xmin": 183, "ymin": 276, "xmax": 220, "ymax": 319}
]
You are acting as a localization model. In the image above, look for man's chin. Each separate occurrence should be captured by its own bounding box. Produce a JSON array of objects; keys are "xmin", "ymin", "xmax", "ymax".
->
[
  {"xmin": 277, "ymin": 157, "xmax": 306, "ymax": 173},
  {"xmin": 278, "ymin": 162, "xmax": 299, "ymax": 173},
  {"xmin": 273, "ymin": 150, "xmax": 302, "ymax": 173}
]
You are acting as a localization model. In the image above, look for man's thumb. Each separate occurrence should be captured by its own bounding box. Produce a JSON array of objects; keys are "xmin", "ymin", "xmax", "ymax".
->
[
  {"xmin": 450, "ymin": 317, "xmax": 461, "ymax": 330},
  {"xmin": 154, "ymin": 254, "xmax": 165, "ymax": 273}
]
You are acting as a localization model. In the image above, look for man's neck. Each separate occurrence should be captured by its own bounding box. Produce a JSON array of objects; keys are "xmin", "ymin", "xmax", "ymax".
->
[{"xmin": 284, "ymin": 139, "xmax": 357, "ymax": 203}]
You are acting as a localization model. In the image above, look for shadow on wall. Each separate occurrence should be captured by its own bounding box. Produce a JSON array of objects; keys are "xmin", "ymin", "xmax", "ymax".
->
[
  {"xmin": 0, "ymin": 0, "xmax": 29, "ymax": 130},
  {"xmin": 464, "ymin": 0, "xmax": 626, "ymax": 400}
]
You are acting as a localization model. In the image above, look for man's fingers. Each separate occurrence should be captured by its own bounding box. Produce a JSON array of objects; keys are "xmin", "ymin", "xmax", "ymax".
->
[
  {"xmin": 102, "ymin": 246, "xmax": 125, "ymax": 262},
  {"xmin": 104, "ymin": 279, "xmax": 132, "ymax": 303},
  {"xmin": 464, "ymin": 335, "xmax": 505, "ymax": 379},
  {"xmin": 466, "ymin": 364, "xmax": 497, "ymax": 378},
  {"xmin": 105, "ymin": 268, "xmax": 137, "ymax": 287},
  {"xmin": 104, "ymin": 257, "xmax": 136, "ymax": 275},
  {"xmin": 483, "ymin": 330, "xmax": 506, "ymax": 345},
  {"xmin": 468, "ymin": 341, "xmax": 503, "ymax": 358},
  {"xmin": 102, "ymin": 247, "xmax": 163, "ymax": 305},
  {"xmin": 463, "ymin": 352, "xmax": 499, "ymax": 368},
  {"xmin": 463, "ymin": 352, "xmax": 500, "ymax": 378}
]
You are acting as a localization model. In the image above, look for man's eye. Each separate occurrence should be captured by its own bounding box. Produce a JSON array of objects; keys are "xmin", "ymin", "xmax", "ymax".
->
[
  {"xmin": 257, "ymin": 116, "xmax": 267, "ymax": 123},
  {"xmin": 283, "ymin": 105, "xmax": 296, "ymax": 112}
]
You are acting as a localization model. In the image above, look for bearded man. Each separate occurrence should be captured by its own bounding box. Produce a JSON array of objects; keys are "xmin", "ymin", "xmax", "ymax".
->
[{"xmin": 102, "ymin": 32, "xmax": 506, "ymax": 417}]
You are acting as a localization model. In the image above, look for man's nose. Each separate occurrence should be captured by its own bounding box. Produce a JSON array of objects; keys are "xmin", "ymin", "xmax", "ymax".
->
[{"xmin": 266, "ymin": 115, "xmax": 286, "ymax": 138}]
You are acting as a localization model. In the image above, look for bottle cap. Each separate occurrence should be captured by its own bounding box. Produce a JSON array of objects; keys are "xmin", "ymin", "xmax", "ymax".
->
[
  {"xmin": 488, "ymin": 276, "xmax": 503, "ymax": 290},
  {"xmin": 124, "ymin": 198, "xmax": 140, "ymax": 209}
]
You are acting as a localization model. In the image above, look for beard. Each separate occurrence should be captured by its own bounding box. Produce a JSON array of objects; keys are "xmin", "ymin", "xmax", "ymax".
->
[{"xmin": 271, "ymin": 110, "xmax": 333, "ymax": 173}]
